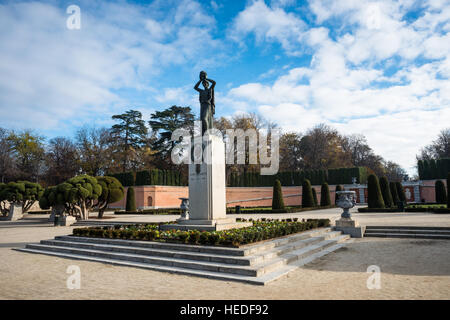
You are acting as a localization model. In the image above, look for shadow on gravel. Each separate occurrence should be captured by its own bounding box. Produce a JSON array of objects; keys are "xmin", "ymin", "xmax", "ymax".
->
[{"xmin": 301, "ymin": 238, "xmax": 450, "ymax": 276}]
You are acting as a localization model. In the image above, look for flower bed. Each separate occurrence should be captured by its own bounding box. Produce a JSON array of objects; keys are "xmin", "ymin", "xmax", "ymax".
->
[{"xmin": 72, "ymin": 218, "xmax": 331, "ymax": 248}]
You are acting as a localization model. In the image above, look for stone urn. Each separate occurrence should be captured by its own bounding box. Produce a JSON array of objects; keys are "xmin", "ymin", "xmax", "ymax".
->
[
  {"xmin": 178, "ymin": 197, "xmax": 190, "ymax": 221},
  {"xmin": 336, "ymin": 191, "xmax": 356, "ymax": 219}
]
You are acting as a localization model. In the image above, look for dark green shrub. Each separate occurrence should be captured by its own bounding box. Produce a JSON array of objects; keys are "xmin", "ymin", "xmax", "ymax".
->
[
  {"xmin": 302, "ymin": 179, "xmax": 314, "ymax": 208},
  {"xmin": 335, "ymin": 185, "xmax": 343, "ymax": 204},
  {"xmin": 435, "ymin": 180, "xmax": 447, "ymax": 204},
  {"xmin": 447, "ymin": 172, "xmax": 450, "ymax": 208},
  {"xmin": 125, "ymin": 187, "xmax": 136, "ymax": 212},
  {"xmin": 379, "ymin": 177, "xmax": 393, "ymax": 207},
  {"xmin": 272, "ymin": 179, "xmax": 285, "ymax": 210},
  {"xmin": 312, "ymin": 188, "xmax": 318, "ymax": 207},
  {"xmin": 396, "ymin": 182, "xmax": 406, "ymax": 203},
  {"xmin": 368, "ymin": 174, "xmax": 385, "ymax": 209},
  {"xmin": 390, "ymin": 182, "xmax": 400, "ymax": 205},
  {"xmin": 320, "ymin": 183, "xmax": 331, "ymax": 206}
]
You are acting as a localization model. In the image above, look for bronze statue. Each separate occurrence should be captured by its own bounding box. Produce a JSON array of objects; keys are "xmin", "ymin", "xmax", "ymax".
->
[{"xmin": 194, "ymin": 71, "xmax": 215, "ymax": 135}]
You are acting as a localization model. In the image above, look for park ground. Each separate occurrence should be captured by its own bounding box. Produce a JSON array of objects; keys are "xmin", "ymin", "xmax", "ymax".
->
[{"xmin": 0, "ymin": 207, "xmax": 449, "ymax": 300}]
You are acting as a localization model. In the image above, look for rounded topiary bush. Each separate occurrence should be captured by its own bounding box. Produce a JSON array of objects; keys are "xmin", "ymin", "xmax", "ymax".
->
[
  {"xmin": 435, "ymin": 180, "xmax": 447, "ymax": 204},
  {"xmin": 379, "ymin": 176, "xmax": 393, "ymax": 208},
  {"xmin": 368, "ymin": 174, "xmax": 385, "ymax": 209},
  {"xmin": 125, "ymin": 187, "xmax": 136, "ymax": 212},
  {"xmin": 320, "ymin": 183, "xmax": 331, "ymax": 207},
  {"xmin": 302, "ymin": 179, "xmax": 314, "ymax": 208},
  {"xmin": 272, "ymin": 179, "xmax": 285, "ymax": 211}
]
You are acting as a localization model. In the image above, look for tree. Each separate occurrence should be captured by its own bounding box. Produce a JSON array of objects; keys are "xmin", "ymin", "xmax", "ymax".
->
[
  {"xmin": 149, "ymin": 106, "xmax": 195, "ymax": 168},
  {"xmin": 390, "ymin": 181, "xmax": 400, "ymax": 205},
  {"xmin": 417, "ymin": 128, "xmax": 450, "ymax": 160},
  {"xmin": 8, "ymin": 130, "xmax": 45, "ymax": 182},
  {"xmin": 0, "ymin": 181, "xmax": 44, "ymax": 213},
  {"xmin": 302, "ymin": 179, "xmax": 314, "ymax": 208},
  {"xmin": 396, "ymin": 182, "xmax": 406, "ymax": 203},
  {"xmin": 76, "ymin": 126, "xmax": 113, "ymax": 176},
  {"xmin": 435, "ymin": 180, "xmax": 447, "ymax": 204},
  {"xmin": 320, "ymin": 183, "xmax": 331, "ymax": 206},
  {"xmin": 126, "ymin": 187, "xmax": 136, "ymax": 212},
  {"xmin": 272, "ymin": 179, "xmax": 285, "ymax": 211},
  {"xmin": 384, "ymin": 161, "xmax": 408, "ymax": 182},
  {"xmin": 44, "ymin": 137, "xmax": 80, "ymax": 185},
  {"xmin": 379, "ymin": 176, "xmax": 393, "ymax": 207},
  {"xmin": 367, "ymin": 174, "xmax": 385, "ymax": 209},
  {"xmin": 0, "ymin": 128, "xmax": 15, "ymax": 183},
  {"xmin": 111, "ymin": 110, "xmax": 148, "ymax": 172},
  {"xmin": 95, "ymin": 176, "xmax": 125, "ymax": 218},
  {"xmin": 279, "ymin": 132, "xmax": 304, "ymax": 171},
  {"xmin": 39, "ymin": 175, "xmax": 102, "ymax": 220},
  {"xmin": 0, "ymin": 183, "xmax": 8, "ymax": 216}
]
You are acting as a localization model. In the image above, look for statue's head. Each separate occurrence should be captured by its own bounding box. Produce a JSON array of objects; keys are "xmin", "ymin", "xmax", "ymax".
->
[
  {"xmin": 202, "ymin": 80, "xmax": 209, "ymax": 89},
  {"xmin": 199, "ymin": 71, "xmax": 207, "ymax": 81}
]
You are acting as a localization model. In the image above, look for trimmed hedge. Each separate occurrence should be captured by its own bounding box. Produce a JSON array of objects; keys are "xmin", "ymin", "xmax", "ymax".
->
[
  {"xmin": 135, "ymin": 169, "xmax": 184, "ymax": 186},
  {"xmin": 72, "ymin": 219, "xmax": 331, "ymax": 247},
  {"xmin": 320, "ymin": 183, "xmax": 331, "ymax": 206},
  {"xmin": 302, "ymin": 179, "xmax": 315, "ymax": 208},
  {"xmin": 396, "ymin": 182, "xmax": 406, "ymax": 203},
  {"xmin": 435, "ymin": 180, "xmax": 447, "ymax": 204},
  {"xmin": 418, "ymin": 158, "xmax": 450, "ymax": 180},
  {"xmin": 109, "ymin": 172, "xmax": 135, "ymax": 187},
  {"xmin": 358, "ymin": 207, "xmax": 403, "ymax": 213},
  {"xmin": 335, "ymin": 185, "xmax": 343, "ymax": 204},
  {"xmin": 272, "ymin": 179, "xmax": 285, "ymax": 211},
  {"xmin": 115, "ymin": 208, "xmax": 183, "ymax": 215},
  {"xmin": 368, "ymin": 174, "xmax": 385, "ymax": 209},
  {"xmin": 312, "ymin": 188, "xmax": 318, "ymax": 207},
  {"xmin": 380, "ymin": 176, "xmax": 393, "ymax": 208},
  {"xmin": 125, "ymin": 187, "xmax": 136, "ymax": 212},
  {"xmin": 226, "ymin": 205, "xmax": 336, "ymax": 214},
  {"xmin": 448, "ymin": 172, "xmax": 450, "ymax": 208},
  {"xmin": 390, "ymin": 182, "xmax": 400, "ymax": 205}
]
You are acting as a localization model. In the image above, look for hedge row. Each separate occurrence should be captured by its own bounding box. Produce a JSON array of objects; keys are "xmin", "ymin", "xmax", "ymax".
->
[
  {"xmin": 72, "ymin": 219, "xmax": 331, "ymax": 247},
  {"xmin": 227, "ymin": 167, "xmax": 367, "ymax": 187},
  {"xmin": 418, "ymin": 158, "xmax": 450, "ymax": 180},
  {"xmin": 358, "ymin": 206, "xmax": 449, "ymax": 213},
  {"xmin": 109, "ymin": 170, "xmax": 186, "ymax": 187},
  {"xmin": 114, "ymin": 208, "xmax": 183, "ymax": 215},
  {"xmin": 226, "ymin": 205, "xmax": 335, "ymax": 214}
]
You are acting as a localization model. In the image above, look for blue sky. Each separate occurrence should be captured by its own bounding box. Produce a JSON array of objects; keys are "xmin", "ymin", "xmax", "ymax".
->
[{"xmin": 0, "ymin": 0, "xmax": 449, "ymax": 175}]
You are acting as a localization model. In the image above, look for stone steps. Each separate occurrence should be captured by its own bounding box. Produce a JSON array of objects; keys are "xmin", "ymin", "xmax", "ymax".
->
[
  {"xmin": 16, "ymin": 227, "xmax": 351, "ymax": 285},
  {"xmin": 364, "ymin": 226, "xmax": 450, "ymax": 240}
]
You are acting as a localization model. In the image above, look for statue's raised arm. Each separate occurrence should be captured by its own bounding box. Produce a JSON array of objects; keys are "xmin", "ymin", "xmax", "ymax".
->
[{"xmin": 195, "ymin": 71, "xmax": 215, "ymax": 135}]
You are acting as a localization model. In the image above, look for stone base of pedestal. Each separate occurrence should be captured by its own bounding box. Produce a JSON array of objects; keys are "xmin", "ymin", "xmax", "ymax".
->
[
  {"xmin": 6, "ymin": 204, "xmax": 23, "ymax": 221},
  {"xmin": 334, "ymin": 218, "xmax": 365, "ymax": 238},
  {"xmin": 55, "ymin": 216, "xmax": 77, "ymax": 226},
  {"xmin": 161, "ymin": 218, "xmax": 252, "ymax": 232}
]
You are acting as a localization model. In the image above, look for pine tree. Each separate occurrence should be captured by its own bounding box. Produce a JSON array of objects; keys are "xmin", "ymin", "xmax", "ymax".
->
[
  {"xmin": 390, "ymin": 181, "xmax": 399, "ymax": 205},
  {"xmin": 396, "ymin": 182, "xmax": 406, "ymax": 203},
  {"xmin": 312, "ymin": 188, "xmax": 318, "ymax": 207}
]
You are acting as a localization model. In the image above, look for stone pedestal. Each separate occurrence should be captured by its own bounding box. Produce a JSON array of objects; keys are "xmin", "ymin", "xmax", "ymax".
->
[
  {"xmin": 162, "ymin": 135, "xmax": 251, "ymax": 232},
  {"xmin": 55, "ymin": 215, "xmax": 77, "ymax": 226},
  {"xmin": 335, "ymin": 218, "xmax": 365, "ymax": 238},
  {"xmin": 6, "ymin": 204, "xmax": 23, "ymax": 221}
]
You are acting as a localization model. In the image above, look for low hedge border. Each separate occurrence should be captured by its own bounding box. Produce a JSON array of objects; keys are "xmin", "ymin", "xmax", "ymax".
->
[
  {"xmin": 358, "ymin": 206, "xmax": 449, "ymax": 213},
  {"xmin": 72, "ymin": 218, "xmax": 331, "ymax": 248},
  {"xmin": 114, "ymin": 208, "xmax": 183, "ymax": 215},
  {"xmin": 227, "ymin": 205, "xmax": 336, "ymax": 214}
]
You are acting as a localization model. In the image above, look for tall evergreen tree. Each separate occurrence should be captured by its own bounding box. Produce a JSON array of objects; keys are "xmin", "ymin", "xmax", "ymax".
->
[
  {"xmin": 447, "ymin": 173, "xmax": 450, "ymax": 208},
  {"xmin": 396, "ymin": 182, "xmax": 406, "ymax": 203},
  {"xmin": 111, "ymin": 110, "xmax": 148, "ymax": 172},
  {"xmin": 125, "ymin": 187, "xmax": 136, "ymax": 212},
  {"xmin": 312, "ymin": 188, "xmax": 318, "ymax": 207},
  {"xmin": 335, "ymin": 185, "xmax": 343, "ymax": 204}
]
